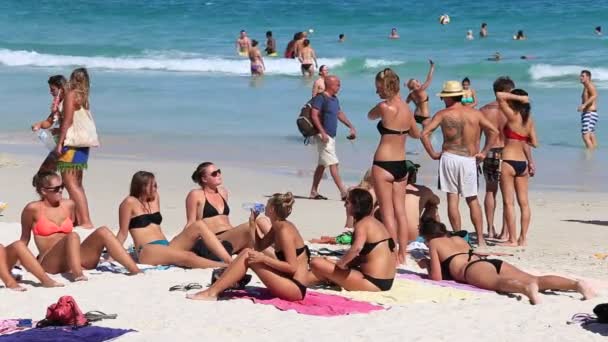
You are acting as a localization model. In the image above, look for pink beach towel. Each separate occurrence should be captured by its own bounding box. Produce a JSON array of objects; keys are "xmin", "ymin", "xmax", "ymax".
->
[
  {"xmin": 396, "ymin": 270, "xmax": 493, "ymax": 293},
  {"xmin": 220, "ymin": 287, "xmax": 384, "ymax": 316}
]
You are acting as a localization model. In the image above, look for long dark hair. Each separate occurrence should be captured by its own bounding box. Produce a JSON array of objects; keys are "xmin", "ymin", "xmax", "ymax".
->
[
  {"xmin": 509, "ymin": 89, "xmax": 531, "ymax": 124},
  {"xmin": 348, "ymin": 188, "xmax": 374, "ymax": 222},
  {"xmin": 130, "ymin": 171, "xmax": 155, "ymax": 198},
  {"xmin": 419, "ymin": 219, "xmax": 448, "ymax": 240}
]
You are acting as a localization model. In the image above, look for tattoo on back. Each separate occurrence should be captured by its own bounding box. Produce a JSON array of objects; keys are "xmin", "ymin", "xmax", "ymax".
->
[{"xmin": 443, "ymin": 117, "xmax": 464, "ymax": 143}]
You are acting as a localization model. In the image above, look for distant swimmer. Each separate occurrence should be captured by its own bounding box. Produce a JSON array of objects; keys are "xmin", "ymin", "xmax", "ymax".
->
[
  {"xmin": 578, "ymin": 70, "xmax": 599, "ymax": 149},
  {"xmin": 339, "ymin": 33, "xmax": 345, "ymax": 42},
  {"xmin": 595, "ymin": 26, "xmax": 602, "ymax": 35},
  {"xmin": 406, "ymin": 59, "xmax": 435, "ymax": 125},
  {"xmin": 284, "ymin": 32, "xmax": 302, "ymax": 59},
  {"xmin": 312, "ymin": 65, "xmax": 329, "ymax": 97},
  {"xmin": 513, "ymin": 30, "xmax": 526, "ymax": 40},
  {"xmin": 389, "ymin": 28, "xmax": 400, "ymax": 39},
  {"xmin": 461, "ymin": 77, "xmax": 477, "ymax": 107},
  {"xmin": 236, "ymin": 30, "xmax": 251, "ymax": 56},
  {"xmin": 466, "ymin": 30, "xmax": 474, "ymax": 40},
  {"xmin": 265, "ymin": 31, "xmax": 277, "ymax": 56},
  {"xmin": 248, "ymin": 40, "xmax": 265, "ymax": 76},
  {"xmin": 480, "ymin": 23, "xmax": 488, "ymax": 37},
  {"xmin": 487, "ymin": 52, "xmax": 501, "ymax": 61},
  {"xmin": 298, "ymin": 39, "xmax": 317, "ymax": 77}
]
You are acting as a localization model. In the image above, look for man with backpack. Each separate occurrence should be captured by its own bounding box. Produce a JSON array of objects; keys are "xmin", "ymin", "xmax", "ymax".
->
[{"xmin": 308, "ymin": 75, "xmax": 356, "ymax": 200}]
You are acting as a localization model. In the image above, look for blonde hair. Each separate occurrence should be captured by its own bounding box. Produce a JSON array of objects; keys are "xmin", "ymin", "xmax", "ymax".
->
[
  {"xmin": 268, "ymin": 192, "xmax": 295, "ymax": 220},
  {"xmin": 376, "ymin": 68, "xmax": 400, "ymax": 97},
  {"xmin": 357, "ymin": 168, "xmax": 373, "ymax": 189},
  {"xmin": 68, "ymin": 67, "xmax": 90, "ymax": 109}
]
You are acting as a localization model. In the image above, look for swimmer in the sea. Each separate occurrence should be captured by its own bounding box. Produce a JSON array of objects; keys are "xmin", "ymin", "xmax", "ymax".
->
[
  {"xmin": 513, "ymin": 30, "xmax": 526, "ymax": 40},
  {"xmin": 488, "ymin": 52, "xmax": 501, "ymax": 61},
  {"xmin": 265, "ymin": 31, "xmax": 277, "ymax": 56},
  {"xmin": 389, "ymin": 28, "xmax": 400, "ymax": 39},
  {"xmin": 595, "ymin": 26, "xmax": 602, "ymax": 36},
  {"xmin": 480, "ymin": 23, "xmax": 488, "ymax": 38},
  {"xmin": 236, "ymin": 30, "xmax": 251, "ymax": 56},
  {"xmin": 466, "ymin": 30, "xmax": 474, "ymax": 40},
  {"xmin": 249, "ymin": 40, "xmax": 265, "ymax": 76},
  {"xmin": 406, "ymin": 59, "xmax": 435, "ymax": 126},
  {"xmin": 339, "ymin": 33, "xmax": 345, "ymax": 42}
]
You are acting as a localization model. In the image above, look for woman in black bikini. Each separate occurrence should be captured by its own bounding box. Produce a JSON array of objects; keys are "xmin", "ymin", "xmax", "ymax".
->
[
  {"xmin": 117, "ymin": 171, "xmax": 231, "ymax": 268},
  {"xmin": 185, "ymin": 162, "xmax": 271, "ymax": 260},
  {"xmin": 187, "ymin": 192, "xmax": 310, "ymax": 301},
  {"xmin": 307, "ymin": 189, "xmax": 396, "ymax": 291},
  {"xmin": 368, "ymin": 68, "xmax": 420, "ymax": 263},
  {"xmin": 418, "ymin": 219, "xmax": 596, "ymax": 305},
  {"xmin": 495, "ymin": 90, "xmax": 538, "ymax": 247},
  {"xmin": 406, "ymin": 60, "xmax": 435, "ymax": 126}
]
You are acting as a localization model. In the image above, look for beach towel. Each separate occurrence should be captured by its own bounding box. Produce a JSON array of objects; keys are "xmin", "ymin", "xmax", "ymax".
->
[
  {"xmin": 220, "ymin": 287, "xmax": 384, "ymax": 316},
  {"xmin": 396, "ymin": 270, "xmax": 493, "ymax": 293},
  {"xmin": 0, "ymin": 320, "xmax": 33, "ymax": 336},
  {"xmin": 94, "ymin": 261, "xmax": 172, "ymax": 274},
  {"xmin": 0, "ymin": 326, "xmax": 135, "ymax": 342}
]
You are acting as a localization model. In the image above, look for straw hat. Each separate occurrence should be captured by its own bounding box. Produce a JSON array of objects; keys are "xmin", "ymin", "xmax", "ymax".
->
[{"xmin": 437, "ymin": 80, "xmax": 466, "ymax": 97}]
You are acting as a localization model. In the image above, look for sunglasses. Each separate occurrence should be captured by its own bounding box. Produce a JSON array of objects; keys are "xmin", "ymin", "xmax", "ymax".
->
[
  {"xmin": 44, "ymin": 184, "xmax": 64, "ymax": 193},
  {"xmin": 209, "ymin": 169, "xmax": 222, "ymax": 177}
]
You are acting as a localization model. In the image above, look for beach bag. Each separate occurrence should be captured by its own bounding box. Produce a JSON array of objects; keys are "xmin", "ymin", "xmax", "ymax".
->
[
  {"xmin": 594, "ymin": 303, "xmax": 608, "ymax": 323},
  {"xmin": 37, "ymin": 295, "xmax": 89, "ymax": 327},
  {"xmin": 64, "ymin": 108, "xmax": 100, "ymax": 148},
  {"xmin": 296, "ymin": 100, "xmax": 318, "ymax": 143}
]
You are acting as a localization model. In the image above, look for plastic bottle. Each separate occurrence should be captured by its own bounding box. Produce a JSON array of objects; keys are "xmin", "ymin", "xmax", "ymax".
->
[
  {"xmin": 242, "ymin": 202, "xmax": 265, "ymax": 214},
  {"xmin": 36, "ymin": 129, "xmax": 56, "ymax": 151}
]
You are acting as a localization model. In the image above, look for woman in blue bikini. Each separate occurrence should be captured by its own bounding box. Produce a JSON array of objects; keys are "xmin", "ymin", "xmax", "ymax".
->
[{"xmin": 461, "ymin": 77, "xmax": 477, "ymax": 107}]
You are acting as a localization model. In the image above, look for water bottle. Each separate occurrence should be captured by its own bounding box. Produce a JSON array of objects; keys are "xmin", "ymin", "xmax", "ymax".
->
[
  {"xmin": 36, "ymin": 129, "xmax": 56, "ymax": 151},
  {"xmin": 242, "ymin": 202, "xmax": 265, "ymax": 214}
]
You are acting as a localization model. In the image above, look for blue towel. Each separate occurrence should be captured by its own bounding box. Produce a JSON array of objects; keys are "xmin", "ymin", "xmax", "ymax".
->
[
  {"xmin": 95, "ymin": 261, "xmax": 172, "ymax": 274},
  {"xmin": 0, "ymin": 326, "xmax": 135, "ymax": 341}
]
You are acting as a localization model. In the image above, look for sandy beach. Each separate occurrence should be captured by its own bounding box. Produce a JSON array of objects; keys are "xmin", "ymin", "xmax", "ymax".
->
[{"xmin": 0, "ymin": 151, "xmax": 606, "ymax": 341}]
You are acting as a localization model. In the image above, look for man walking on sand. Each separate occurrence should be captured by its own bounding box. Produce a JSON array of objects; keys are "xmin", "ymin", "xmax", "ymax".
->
[
  {"xmin": 309, "ymin": 76, "xmax": 356, "ymax": 200},
  {"xmin": 421, "ymin": 81, "xmax": 498, "ymax": 247},
  {"xmin": 579, "ymin": 70, "xmax": 599, "ymax": 149}
]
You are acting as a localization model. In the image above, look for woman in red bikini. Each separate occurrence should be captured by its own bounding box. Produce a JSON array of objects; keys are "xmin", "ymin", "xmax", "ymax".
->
[
  {"xmin": 20, "ymin": 171, "xmax": 141, "ymax": 281},
  {"xmin": 495, "ymin": 90, "xmax": 538, "ymax": 247}
]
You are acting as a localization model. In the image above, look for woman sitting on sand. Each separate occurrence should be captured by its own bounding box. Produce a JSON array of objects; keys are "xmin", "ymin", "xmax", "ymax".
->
[
  {"xmin": 495, "ymin": 90, "xmax": 538, "ymax": 247},
  {"xmin": 20, "ymin": 171, "xmax": 141, "ymax": 281},
  {"xmin": 118, "ymin": 171, "xmax": 232, "ymax": 268},
  {"xmin": 406, "ymin": 59, "xmax": 435, "ymax": 126},
  {"xmin": 307, "ymin": 189, "xmax": 396, "ymax": 292},
  {"xmin": 418, "ymin": 219, "xmax": 595, "ymax": 304},
  {"xmin": 0, "ymin": 241, "xmax": 63, "ymax": 291},
  {"xmin": 185, "ymin": 162, "xmax": 270, "ymax": 260},
  {"xmin": 187, "ymin": 192, "xmax": 310, "ymax": 301}
]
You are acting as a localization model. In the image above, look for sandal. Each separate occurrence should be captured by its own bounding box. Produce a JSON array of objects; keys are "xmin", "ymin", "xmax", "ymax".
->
[
  {"xmin": 211, "ymin": 268, "xmax": 252, "ymax": 289},
  {"xmin": 85, "ymin": 311, "xmax": 118, "ymax": 322},
  {"xmin": 169, "ymin": 282, "xmax": 202, "ymax": 292},
  {"xmin": 310, "ymin": 194, "xmax": 328, "ymax": 200}
]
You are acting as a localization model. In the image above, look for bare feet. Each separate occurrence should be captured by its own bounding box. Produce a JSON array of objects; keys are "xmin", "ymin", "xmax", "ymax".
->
[
  {"xmin": 7, "ymin": 282, "xmax": 27, "ymax": 292},
  {"xmin": 576, "ymin": 280, "xmax": 597, "ymax": 300},
  {"xmin": 517, "ymin": 237, "xmax": 528, "ymax": 247},
  {"xmin": 73, "ymin": 274, "xmax": 88, "ymax": 282},
  {"xmin": 477, "ymin": 238, "xmax": 488, "ymax": 248},
  {"xmin": 498, "ymin": 240, "xmax": 519, "ymax": 247},
  {"xmin": 186, "ymin": 290, "xmax": 218, "ymax": 301},
  {"xmin": 524, "ymin": 281, "xmax": 541, "ymax": 305},
  {"xmin": 42, "ymin": 279, "xmax": 65, "ymax": 288}
]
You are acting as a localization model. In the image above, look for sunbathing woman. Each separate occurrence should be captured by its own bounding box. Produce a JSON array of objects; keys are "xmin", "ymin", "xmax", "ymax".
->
[
  {"xmin": 187, "ymin": 192, "xmax": 310, "ymax": 301},
  {"xmin": 118, "ymin": 171, "xmax": 231, "ymax": 268},
  {"xmin": 406, "ymin": 59, "xmax": 435, "ymax": 126},
  {"xmin": 0, "ymin": 241, "xmax": 63, "ymax": 291},
  {"xmin": 307, "ymin": 189, "xmax": 397, "ymax": 291},
  {"xmin": 185, "ymin": 162, "xmax": 270, "ymax": 259},
  {"xmin": 418, "ymin": 219, "xmax": 596, "ymax": 304},
  {"xmin": 21, "ymin": 172, "xmax": 141, "ymax": 281}
]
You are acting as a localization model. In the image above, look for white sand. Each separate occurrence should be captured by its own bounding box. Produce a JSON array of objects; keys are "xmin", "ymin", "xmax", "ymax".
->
[{"xmin": 0, "ymin": 152, "xmax": 606, "ymax": 341}]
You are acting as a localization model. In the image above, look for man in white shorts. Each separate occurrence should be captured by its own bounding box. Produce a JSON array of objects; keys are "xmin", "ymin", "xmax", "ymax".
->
[
  {"xmin": 309, "ymin": 76, "xmax": 356, "ymax": 200},
  {"xmin": 421, "ymin": 81, "xmax": 498, "ymax": 247}
]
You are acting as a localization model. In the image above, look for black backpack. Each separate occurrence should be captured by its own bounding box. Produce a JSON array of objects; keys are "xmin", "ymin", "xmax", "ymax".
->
[{"xmin": 296, "ymin": 100, "xmax": 318, "ymax": 143}]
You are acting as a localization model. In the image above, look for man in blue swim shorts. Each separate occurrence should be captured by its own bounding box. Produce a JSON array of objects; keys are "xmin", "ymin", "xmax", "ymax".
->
[{"xmin": 579, "ymin": 70, "xmax": 599, "ymax": 149}]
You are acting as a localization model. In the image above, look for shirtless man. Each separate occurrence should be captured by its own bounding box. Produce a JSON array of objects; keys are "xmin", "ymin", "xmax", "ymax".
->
[
  {"xmin": 236, "ymin": 30, "xmax": 251, "ymax": 56},
  {"xmin": 406, "ymin": 60, "xmax": 435, "ymax": 126},
  {"xmin": 265, "ymin": 31, "xmax": 276, "ymax": 56},
  {"xmin": 421, "ymin": 81, "xmax": 498, "ymax": 247},
  {"xmin": 248, "ymin": 40, "xmax": 265, "ymax": 76},
  {"xmin": 389, "ymin": 28, "xmax": 400, "ymax": 39},
  {"xmin": 405, "ymin": 162, "xmax": 440, "ymax": 238},
  {"xmin": 298, "ymin": 39, "xmax": 317, "ymax": 77},
  {"xmin": 312, "ymin": 65, "xmax": 329, "ymax": 97},
  {"xmin": 578, "ymin": 70, "xmax": 599, "ymax": 149}
]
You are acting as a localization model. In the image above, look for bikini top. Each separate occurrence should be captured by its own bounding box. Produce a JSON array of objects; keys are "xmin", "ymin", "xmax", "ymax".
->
[
  {"xmin": 504, "ymin": 126, "xmax": 530, "ymax": 142},
  {"xmin": 413, "ymin": 96, "xmax": 429, "ymax": 106},
  {"xmin": 275, "ymin": 245, "xmax": 311, "ymax": 262},
  {"xmin": 377, "ymin": 121, "xmax": 409, "ymax": 135},
  {"xmin": 461, "ymin": 96, "xmax": 474, "ymax": 104},
  {"xmin": 359, "ymin": 237, "xmax": 396, "ymax": 256},
  {"xmin": 202, "ymin": 195, "xmax": 230, "ymax": 218},
  {"xmin": 32, "ymin": 207, "xmax": 74, "ymax": 237},
  {"xmin": 129, "ymin": 212, "xmax": 162, "ymax": 229}
]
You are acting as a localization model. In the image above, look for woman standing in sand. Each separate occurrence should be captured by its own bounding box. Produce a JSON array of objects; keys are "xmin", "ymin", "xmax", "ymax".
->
[
  {"xmin": 308, "ymin": 189, "xmax": 396, "ymax": 291},
  {"xmin": 418, "ymin": 219, "xmax": 595, "ymax": 304},
  {"xmin": 298, "ymin": 39, "xmax": 317, "ymax": 77},
  {"xmin": 495, "ymin": 90, "xmax": 537, "ymax": 247},
  {"xmin": 185, "ymin": 162, "xmax": 271, "ymax": 259},
  {"xmin": 369, "ymin": 68, "xmax": 420, "ymax": 264},
  {"xmin": 53, "ymin": 68, "xmax": 96, "ymax": 228},
  {"xmin": 118, "ymin": 171, "xmax": 232, "ymax": 268},
  {"xmin": 406, "ymin": 60, "xmax": 435, "ymax": 126},
  {"xmin": 187, "ymin": 192, "xmax": 310, "ymax": 301},
  {"xmin": 0, "ymin": 241, "xmax": 63, "ymax": 291},
  {"xmin": 20, "ymin": 171, "xmax": 141, "ymax": 281},
  {"xmin": 461, "ymin": 77, "xmax": 478, "ymax": 107}
]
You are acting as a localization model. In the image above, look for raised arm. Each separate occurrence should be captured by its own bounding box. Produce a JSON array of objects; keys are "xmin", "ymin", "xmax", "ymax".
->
[
  {"xmin": 496, "ymin": 92, "xmax": 528, "ymax": 121},
  {"xmin": 421, "ymin": 113, "xmax": 442, "ymax": 160},
  {"xmin": 250, "ymin": 211, "xmax": 274, "ymax": 251},
  {"xmin": 368, "ymin": 102, "xmax": 386, "ymax": 120},
  {"xmin": 420, "ymin": 60, "xmax": 435, "ymax": 90}
]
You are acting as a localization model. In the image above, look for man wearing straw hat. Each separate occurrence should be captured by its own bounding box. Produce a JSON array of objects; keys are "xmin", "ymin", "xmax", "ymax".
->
[{"xmin": 421, "ymin": 81, "xmax": 498, "ymax": 247}]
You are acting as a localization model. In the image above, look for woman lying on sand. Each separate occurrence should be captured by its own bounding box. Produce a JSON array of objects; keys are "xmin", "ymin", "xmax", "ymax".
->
[
  {"xmin": 418, "ymin": 219, "xmax": 596, "ymax": 304},
  {"xmin": 187, "ymin": 192, "xmax": 310, "ymax": 301},
  {"xmin": 306, "ymin": 189, "xmax": 397, "ymax": 292},
  {"xmin": 185, "ymin": 162, "xmax": 271, "ymax": 260},
  {"xmin": 0, "ymin": 241, "xmax": 63, "ymax": 290},
  {"xmin": 118, "ymin": 171, "xmax": 231, "ymax": 268},
  {"xmin": 21, "ymin": 172, "xmax": 141, "ymax": 281}
]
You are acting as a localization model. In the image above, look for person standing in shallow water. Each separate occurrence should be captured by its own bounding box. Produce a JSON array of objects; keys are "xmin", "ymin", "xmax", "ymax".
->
[
  {"xmin": 264, "ymin": 31, "xmax": 276, "ymax": 56},
  {"xmin": 312, "ymin": 65, "xmax": 329, "ymax": 97},
  {"xmin": 578, "ymin": 70, "xmax": 599, "ymax": 149},
  {"xmin": 248, "ymin": 40, "xmax": 265, "ymax": 76}
]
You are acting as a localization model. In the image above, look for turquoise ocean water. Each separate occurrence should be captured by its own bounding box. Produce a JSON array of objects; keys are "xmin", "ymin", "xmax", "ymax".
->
[{"xmin": 0, "ymin": 0, "xmax": 606, "ymax": 190}]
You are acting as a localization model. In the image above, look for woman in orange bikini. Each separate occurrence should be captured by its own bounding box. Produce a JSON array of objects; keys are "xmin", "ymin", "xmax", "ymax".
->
[{"xmin": 20, "ymin": 171, "xmax": 141, "ymax": 281}]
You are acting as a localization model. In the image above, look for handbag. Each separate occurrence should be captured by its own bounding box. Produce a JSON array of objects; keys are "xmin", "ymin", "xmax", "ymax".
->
[
  {"xmin": 36, "ymin": 295, "xmax": 89, "ymax": 327},
  {"xmin": 64, "ymin": 107, "xmax": 100, "ymax": 148}
]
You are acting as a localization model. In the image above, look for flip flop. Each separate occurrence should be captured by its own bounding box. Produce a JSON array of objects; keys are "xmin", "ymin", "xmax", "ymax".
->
[
  {"xmin": 85, "ymin": 311, "xmax": 118, "ymax": 322},
  {"xmin": 310, "ymin": 194, "xmax": 328, "ymax": 200},
  {"xmin": 211, "ymin": 268, "xmax": 252, "ymax": 289},
  {"xmin": 169, "ymin": 282, "xmax": 202, "ymax": 292}
]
